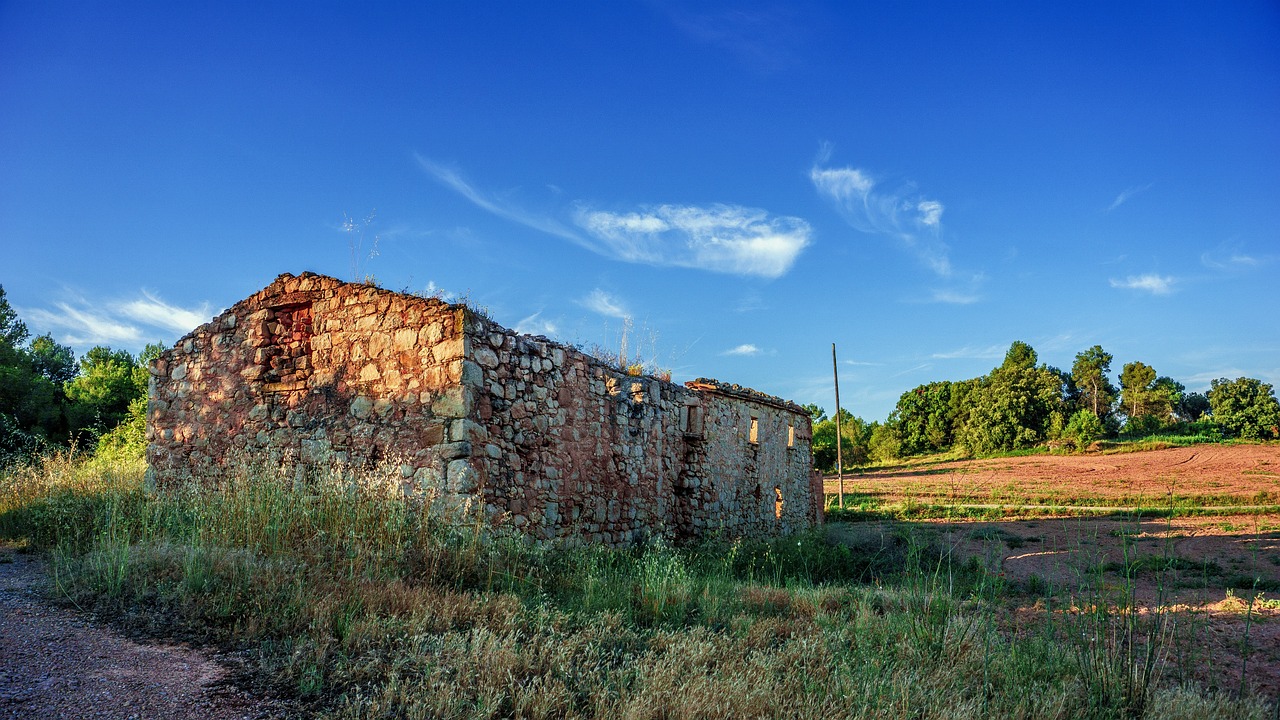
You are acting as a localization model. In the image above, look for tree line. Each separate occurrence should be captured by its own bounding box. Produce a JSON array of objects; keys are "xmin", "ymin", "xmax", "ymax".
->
[
  {"xmin": 808, "ymin": 341, "xmax": 1280, "ymax": 473},
  {"xmin": 0, "ymin": 285, "xmax": 158, "ymax": 465}
]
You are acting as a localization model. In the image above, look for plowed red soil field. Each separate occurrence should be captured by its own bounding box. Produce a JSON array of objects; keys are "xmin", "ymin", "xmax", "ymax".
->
[{"xmin": 830, "ymin": 443, "xmax": 1280, "ymax": 507}]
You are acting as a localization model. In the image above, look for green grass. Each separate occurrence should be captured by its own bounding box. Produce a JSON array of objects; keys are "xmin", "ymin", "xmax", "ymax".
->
[
  {"xmin": 823, "ymin": 490, "xmax": 1280, "ymax": 522},
  {"xmin": 1, "ymin": 452, "xmax": 1273, "ymax": 719},
  {"xmin": 875, "ymin": 436, "xmax": 1270, "ymax": 467}
]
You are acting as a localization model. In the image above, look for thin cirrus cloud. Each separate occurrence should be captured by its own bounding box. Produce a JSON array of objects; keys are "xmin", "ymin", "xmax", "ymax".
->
[
  {"xmin": 810, "ymin": 158, "xmax": 952, "ymax": 276},
  {"xmin": 929, "ymin": 289, "xmax": 980, "ymax": 305},
  {"xmin": 117, "ymin": 291, "xmax": 213, "ymax": 334},
  {"xmin": 417, "ymin": 155, "xmax": 811, "ymax": 278},
  {"xmin": 664, "ymin": 6, "xmax": 801, "ymax": 72},
  {"xmin": 1105, "ymin": 183, "xmax": 1154, "ymax": 212},
  {"xmin": 1201, "ymin": 250, "xmax": 1265, "ymax": 270},
  {"xmin": 24, "ymin": 303, "xmax": 144, "ymax": 346},
  {"xmin": 722, "ymin": 343, "xmax": 762, "ymax": 357},
  {"xmin": 931, "ymin": 344, "xmax": 1008, "ymax": 360},
  {"xmin": 1109, "ymin": 274, "xmax": 1175, "ymax": 295},
  {"xmin": 415, "ymin": 155, "xmax": 585, "ymax": 245},
  {"xmin": 22, "ymin": 291, "xmax": 212, "ymax": 347},
  {"xmin": 580, "ymin": 289, "xmax": 631, "ymax": 319},
  {"xmin": 514, "ymin": 310, "xmax": 558, "ymax": 336}
]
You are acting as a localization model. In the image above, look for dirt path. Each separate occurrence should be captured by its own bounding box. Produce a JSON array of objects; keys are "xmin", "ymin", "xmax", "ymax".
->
[{"xmin": 0, "ymin": 544, "xmax": 299, "ymax": 719}]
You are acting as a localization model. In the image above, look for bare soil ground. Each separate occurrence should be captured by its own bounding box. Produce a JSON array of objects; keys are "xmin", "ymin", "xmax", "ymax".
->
[
  {"xmin": 826, "ymin": 444, "xmax": 1280, "ymax": 701},
  {"xmin": 0, "ymin": 543, "xmax": 299, "ymax": 719},
  {"xmin": 829, "ymin": 444, "xmax": 1280, "ymax": 506}
]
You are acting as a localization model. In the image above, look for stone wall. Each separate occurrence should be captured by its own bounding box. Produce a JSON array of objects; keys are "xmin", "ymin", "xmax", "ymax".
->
[
  {"xmin": 147, "ymin": 273, "xmax": 480, "ymax": 495},
  {"xmin": 148, "ymin": 272, "xmax": 820, "ymax": 546}
]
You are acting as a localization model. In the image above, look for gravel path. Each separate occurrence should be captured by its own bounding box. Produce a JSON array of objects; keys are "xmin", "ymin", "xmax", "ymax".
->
[{"xmin": 0, "ymin": 544, "xmax": 300, "ymax": 719}]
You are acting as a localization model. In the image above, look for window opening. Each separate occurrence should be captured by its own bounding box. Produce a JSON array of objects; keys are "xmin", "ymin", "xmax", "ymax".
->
[
  {"xmin": 749, "ymin": 416, "xmax": 759, "ymax": 444},
  {"xmin": 684, "ymin": 404, "xmax": 704, "ymax": 437},
  {"xmin": 787, "ymin": 424, "xmax": 795, "ymax": 448},
  {"xmin": 774, "ymin": 487, "xmax": 783, "ymax": 520}
]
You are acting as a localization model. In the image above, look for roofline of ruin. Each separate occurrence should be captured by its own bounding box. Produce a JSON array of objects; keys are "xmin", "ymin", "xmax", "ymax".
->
[{"xmin": 180, "ymin": 271, "xmax": 808, "ymax": 417}]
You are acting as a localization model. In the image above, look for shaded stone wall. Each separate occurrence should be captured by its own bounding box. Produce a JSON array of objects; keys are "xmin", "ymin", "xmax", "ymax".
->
[
  {"xmin": 148, "ymin": 272, "xmax": 819, "ymax": 546},
  {"xmin": 678, "ymin": 387, "xmax": 819, "ymax": 538}
]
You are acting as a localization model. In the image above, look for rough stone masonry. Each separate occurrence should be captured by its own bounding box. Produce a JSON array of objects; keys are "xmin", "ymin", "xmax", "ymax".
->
[{"xmin": 147, "ymin": 272, "xmax": 822, "ymax": 546}]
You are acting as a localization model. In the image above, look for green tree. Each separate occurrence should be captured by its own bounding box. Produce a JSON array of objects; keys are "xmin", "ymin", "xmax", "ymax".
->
[
  {"xmin": 1070, "ymin": 345, "xmax": 1116, "ymax": 421},
  {"xmin": 0, "ymin": 285, "xmax": 27, "ymax": 351},
  {"xmin": 1063, "ymin": 408, "xmax": 1104, "ymax": 447},
  {"xmin": 1002, "ymin": 340, "xmax": 1038, "ymax": 371},
  {"xmin": 1119, "ymin": 361, "xmax": 1158, "ymax": 421},
  {"xmin": 959, "ymin": 342, "xmax": 1066, "ymax": 454},
  {"xmin": 28, "ymin": 333, "xmax": 77, "ymax": 385},
  {"xmin": 0, "ymin": 287, "xmax": 72, "ymax": 457},
  {"xmin": 1179, "ymin": 392, "xmax": 1211, "ymax": 421},
  {"xmin": 1207, "ymin": 377, "xmax": 1280, "ymax": 439},
  {"xmin": 94, "ymin": 343, "xmax": 163, "ymax": 461},
  {"xmin": 867, "ymin": 422, "xmax": 902, "ymax": 462},
  {"xmin": 1149, "ymin": 376, "xmax": 1185, "ymax": 423},
  {"xmin": 65, "ymin": 346, "xmax": 142, "ymax": 440},
  {"xmin": 0, "ymin": 359, "xmax": 62, "ymax": 451},
  {"xmin": 811, "ymin": 410, "xmax": 872, "ymax": 472},
  {"xmin": 891, "ymin": 381, "xmax": 956, "ymax": 455},
  {"xmin": 801, "ymin": 403, "xmax": 827, "ymax": 423}
]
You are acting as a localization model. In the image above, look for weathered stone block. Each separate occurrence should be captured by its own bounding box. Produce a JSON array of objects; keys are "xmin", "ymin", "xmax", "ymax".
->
[
  {"xmin": 431, "ymin": 386, "xmax": 469, "ymax": 418},
  {"xmin": 439, "ymin": 441, "xmax": 471, "ymax": 460},
  {"xmin": 349, "ymin": 396, "xmax": 373, "ymax": 419},
  {"xmin": 446, "ymin": 460, "xmax": 478, "ymax": 493}
]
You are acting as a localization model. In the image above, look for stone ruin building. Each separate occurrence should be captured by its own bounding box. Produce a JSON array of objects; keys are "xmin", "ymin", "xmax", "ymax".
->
[{"xmin": 146, "ymin": 272, "xmax": 822, "ymax": 546}]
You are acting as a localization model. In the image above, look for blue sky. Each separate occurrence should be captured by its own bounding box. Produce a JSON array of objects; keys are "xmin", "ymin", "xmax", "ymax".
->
[{"xmin": 2, "ymin": 1, "xmax": 1277, "ymax": 422}]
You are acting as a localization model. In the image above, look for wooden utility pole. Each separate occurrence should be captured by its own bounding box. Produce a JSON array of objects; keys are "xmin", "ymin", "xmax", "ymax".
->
[{"xmin": 832, "ymin": 343, "xmax": 844, "ymax": 509}]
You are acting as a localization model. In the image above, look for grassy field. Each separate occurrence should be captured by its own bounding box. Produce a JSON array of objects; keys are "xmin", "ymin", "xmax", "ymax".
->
[{"xmin": 1, "ymin": 451, "xmax": 1275, "ymax": 719}]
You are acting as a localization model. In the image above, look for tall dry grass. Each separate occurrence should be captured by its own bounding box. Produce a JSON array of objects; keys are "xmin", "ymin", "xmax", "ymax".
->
[{"xmin": 0, "ymin": 452, "xmax": 1271, "ymax": 719}]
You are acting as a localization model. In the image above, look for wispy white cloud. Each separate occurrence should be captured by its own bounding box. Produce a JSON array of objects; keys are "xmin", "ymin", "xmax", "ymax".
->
[
  {"xmin": 419, "ymin": 155, "xmax": 811, "ymax": 278},
  {"xmin": 1035, "ymin": 333, "xmax": 1077, "ymax": 353},
  {"xmin": 1181, "ymin": 369, "xmax": 1246, "ymax": 390},
  {"xmin": 514, "ymin": 311, "xmax": 558, "ymax": 336},
  {"xmin": 722, "ymin": 343, "xmax": 762, "ymax": 357},
  {"xmin": 890, "ymin": 362, "xmax": 933, "ymax": 378},
  {"xmin": 574, "ymin": 203, "xmax": 811, "ymax": 278},
  {"xmin": 423, "ymin": 280, "xmax": 456, "ymax": 301},
  {"xmin": 24, "ymin": 303, "xmax": 143, "ymax": 346},
  {"xmin": 1183, "ymin": 367, "xmax": 1280, "ymax": 391},
  {"xmin": 22, "ymin": 290, "xmax": 215, "ymax": 348},
  {"xmin": 116, "ymin": 291, "xmax": 211, "ymax": 334},
  {"xmin": 664, "ymin": 6, "xmax": 800, "ymax": 72},
  {"xmin": 930, "ymin": 289, "xmax": 980, "ymax": 305},
  {"xmin": 932, "ymin": 344, "xmax": 1007, "ymax": 360},
  {"xmin": 1201, "ymin": 249, "xmax": 1268, "ymax": 270},
  {"xmin": 810, "ymin": 156, "xmax": 952, "ymax": 276},
  {"xmin": 842, "ymin": 359, "xmax": 882, "ymax": 367},
  {"xmin": 1106, "ymin": 183, "xmax": 1154, "ymax": 212},
  {"xmin": 580, "ymin": 289, "xmax": 630, "ymax": 319},
  {"xmin": 1109, "ymin": 274, "xmax": 1175, "ymax": 295},
  {"xmin": 415, "ymin": 155, "xmax": 587, "ymax": 245},
  {"xmin": 734, "ymin": 292, "xmax": 765, "ymax": 314},
  {"xmin": 917, "ymin": 200, "xmax": 943, "ymax": 227}
]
